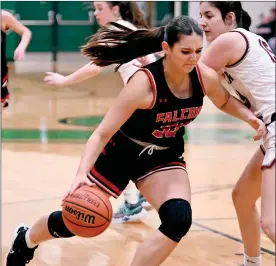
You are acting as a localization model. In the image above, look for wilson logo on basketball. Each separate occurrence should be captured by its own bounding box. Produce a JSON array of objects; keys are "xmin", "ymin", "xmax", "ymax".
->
[
  {"xmin": 71, "ymin": 193, "xmax": 100, "ymax": 208},
  {"xmin": 65, "ymin": 206, "xmax": 96, "ymax": 224}
]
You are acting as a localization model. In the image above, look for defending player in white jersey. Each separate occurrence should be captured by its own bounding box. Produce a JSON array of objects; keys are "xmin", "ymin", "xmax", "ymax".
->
[{"xmin": 200, "ymin": 2, "xmax": 275, "ymax": 266}]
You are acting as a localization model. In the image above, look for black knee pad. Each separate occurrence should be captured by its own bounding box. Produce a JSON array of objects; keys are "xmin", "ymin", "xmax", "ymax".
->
[
  {"xmin": 158, "ymin": 198, "xmax": 192, "ymax": 242},
  {"xmin": 48, "ymin": 211, "xmax": 75, "ymax": 238}
]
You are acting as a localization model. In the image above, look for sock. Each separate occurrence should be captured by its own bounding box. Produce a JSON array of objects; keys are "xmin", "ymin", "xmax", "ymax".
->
[
  {"xmin": 243, "ymin": 254, "xmax": 261, "ymax": 266},
  {"xmin": 25, "ymin": 229, "xmax": 38, "ymax": 248}
]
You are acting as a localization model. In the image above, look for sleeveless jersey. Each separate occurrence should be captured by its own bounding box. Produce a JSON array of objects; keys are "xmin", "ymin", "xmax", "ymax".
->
[
  {"xmin": 120, "ymin": 58, "xmax": 205, "ymax": 147},
  {"xmin": 222, "ymin": 28, "xmax": 275, "ymax": 124}
]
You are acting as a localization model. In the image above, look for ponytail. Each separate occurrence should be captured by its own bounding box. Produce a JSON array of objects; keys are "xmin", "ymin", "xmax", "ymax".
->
[
  {"xmin": 240, "ymin": 9, "xmax": 252, "ymax": 30},
  {"xmin": 81, "ymin": 22, "xmax": 164, "ymax": 69},
  {"xmin": 124, "ymin": 2, "xmax": 148, "ymax": 29},
  {"xmin": 82, "ymin": 16, "xmax": 202, "ymax": 69},
  {"xmin": 107, "ymin": 2, "xmax": 149, "ymax": 29}
]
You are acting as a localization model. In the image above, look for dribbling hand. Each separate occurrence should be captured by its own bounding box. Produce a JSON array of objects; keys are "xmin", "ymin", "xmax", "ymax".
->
[{"xmin": 62, "ymin": 174, "xmax": 95, "ymax": 205}]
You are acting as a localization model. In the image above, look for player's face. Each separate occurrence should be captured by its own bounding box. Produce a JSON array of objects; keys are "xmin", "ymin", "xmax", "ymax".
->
[
  {"xmin": 163, "ymin": 33, "xmax": 203, "ymax": 73},
  {"xmin": 93, "ymin": 2, "xmax": 119, "ymax": 26},
  {"xmin": 199, "ymin": 2, "xmax": 229, "ymax": 42}
]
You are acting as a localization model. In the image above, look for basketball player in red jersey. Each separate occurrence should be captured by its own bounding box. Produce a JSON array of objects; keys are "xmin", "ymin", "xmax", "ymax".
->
[
  {"xmin": 1, "ymin": 10, "xmax": 32, "ymax": 108},
  {"xmin": 200, "ymin": 2, "xmax": 275, "ymax": 266},
  {"xmin": 44, "ymin": 2, "xmax": 156, "ymax": 222},
  {"xmin": 6, "ymin": 16, "xmax": 266, "ymax": 266}
]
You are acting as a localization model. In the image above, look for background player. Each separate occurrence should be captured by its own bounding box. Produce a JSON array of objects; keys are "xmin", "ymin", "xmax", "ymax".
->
[{"xmin": 1, "ymin": 10, "xmax": 32, "ymax": 108}]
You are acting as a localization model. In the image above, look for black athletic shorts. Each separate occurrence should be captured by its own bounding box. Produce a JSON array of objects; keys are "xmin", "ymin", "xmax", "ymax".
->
[{"xmin": 87, "ymin": 131, "xmax": 186, "ymax": 198}]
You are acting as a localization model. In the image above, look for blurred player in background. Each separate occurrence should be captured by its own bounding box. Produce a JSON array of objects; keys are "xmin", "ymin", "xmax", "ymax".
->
[{"xmin": 1, "ymin": 10, "xmax": 32, "ymax": 108}]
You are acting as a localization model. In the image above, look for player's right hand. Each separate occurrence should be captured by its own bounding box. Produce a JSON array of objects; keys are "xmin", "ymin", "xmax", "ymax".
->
[
  {"xmin": 61, "ymin": 175, "xmax": 96, "ymax": 206},
  {"xmin": 44, "ymin": 72, "xmax": 67, "ymax": 86},
  {"xmin": 61, "ymin": 174, "xmax": 95, "ymax": 205}
]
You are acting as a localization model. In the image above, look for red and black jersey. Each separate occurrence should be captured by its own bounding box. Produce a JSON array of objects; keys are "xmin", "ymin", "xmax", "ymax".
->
[{"xmin": 120, "ymin": 58, "xmax": 205, "ymax": 147}]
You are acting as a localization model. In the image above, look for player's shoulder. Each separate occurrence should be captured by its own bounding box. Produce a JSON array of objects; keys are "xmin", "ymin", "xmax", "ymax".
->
[
  {"xmin": 127, "ymin": 69, "xmax": 153, "ymax": 95},
  {"xmin": 1, "ymin": 10, "xmax": 16, "ymax": 26},
  {"xmin": 2, "ymin": 10, "xmax": 13, "ymax": 19},
  {"xmin": 211, "ymin": 30, "xmax": 247, "ymax": 49},
  {"xmin": 123, "ymin": 70, "xmax": 154, "ymax": 109}
]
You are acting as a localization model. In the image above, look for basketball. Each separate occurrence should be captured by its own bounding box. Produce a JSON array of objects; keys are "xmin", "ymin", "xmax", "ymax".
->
[{"xmin": 62, "ymin": 185, "xmax": 113, "ymax": 238}]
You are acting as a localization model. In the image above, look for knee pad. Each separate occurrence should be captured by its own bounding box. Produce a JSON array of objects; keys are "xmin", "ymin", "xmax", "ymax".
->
[
  {"xmin": 48, "ymin": 211, "xmax": 75, "ymax": 238},
  {"xmin": 158, "ymin": 199, "xmax": 192, "ymax": 242}
]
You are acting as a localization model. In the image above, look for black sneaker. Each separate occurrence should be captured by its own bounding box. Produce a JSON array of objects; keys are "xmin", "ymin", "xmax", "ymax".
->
[{"xmin": 6, "ymin": 226, "xmax": 38, "ymax": 266}]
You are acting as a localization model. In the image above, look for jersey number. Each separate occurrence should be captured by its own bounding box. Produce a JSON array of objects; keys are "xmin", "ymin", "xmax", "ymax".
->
[
  {"xmin": 259, "ymin": 39, "xmax": 276, "ymax": 63},
  {"xmin": 152, "ymin": 122, "xmax": 188, "ymax": 138}
]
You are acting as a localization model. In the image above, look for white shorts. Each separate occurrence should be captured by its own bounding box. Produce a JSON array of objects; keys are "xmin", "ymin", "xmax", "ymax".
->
[{"xmin": 261, "ymin": 121, "xmax": 275, "ymax": 169}]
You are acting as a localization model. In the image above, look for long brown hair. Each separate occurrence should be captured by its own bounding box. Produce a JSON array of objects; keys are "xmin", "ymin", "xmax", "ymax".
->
[
  {"xmin": 81, "ymin": 16, "xmax": 203, "ymax": 70},
  {"xmin": 107, "ymin": 2, "xmax": 148, "ymax": 29}
]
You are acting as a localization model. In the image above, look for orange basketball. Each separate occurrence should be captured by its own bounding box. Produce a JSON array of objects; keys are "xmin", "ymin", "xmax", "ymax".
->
[{"xmin": 62, "ymin": 185, "xmax": 113, "ymax": 238}]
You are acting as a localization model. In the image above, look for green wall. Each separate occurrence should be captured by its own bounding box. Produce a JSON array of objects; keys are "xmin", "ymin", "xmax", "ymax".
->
[
  {"xmin": 2, "ymin": 1, "xmax": 188, "ymax": 61},
  {"xmin": 1, "ymin": 1, "xmax": 98, "ymax": 60}
]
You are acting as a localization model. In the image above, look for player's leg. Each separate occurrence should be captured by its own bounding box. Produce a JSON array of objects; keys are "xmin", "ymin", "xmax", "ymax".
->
[
  {"xmin": 232, "ymin": 147, "xmax": 263, "ymax": 263},
  {"xmin": 5, "ymin": 213, "xmax": 72, "ymax": 266},
  {"xmin": 6, "ymin": 133, "xmax": 127, "ymax": 266},
  {"xmin": 261, "ymin": 164, "xmax": 275, "ymax": 243},
  {"xmin": 6, "ymin": 184, "xmax": 112, "ymax": 266},
  {"xmin": 233, "ymin": 120, "xmax": 275, "ymax": 266},
  {"xmin": 260, "ymin": 122, "xmax": 275, "ymax": 243},
  {"xmin": 6, "ymin": 211, "xmax": 76, "ymax": 266},
  {"xmin": 130, "ymin": 167, "xmax": 191, "ymax": 266},
  {"xmin": 138, "ymin": 191, "xmax": 154, "ymax": 211}
]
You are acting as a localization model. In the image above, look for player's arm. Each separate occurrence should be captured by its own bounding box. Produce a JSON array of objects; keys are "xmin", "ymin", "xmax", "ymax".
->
[
  {"xmin": 66, "ymin": 70, "xmax": 153, "ymax": 194},
  {"xmin": 2, "ymin": 10, "xmax": 32, "ymax": 59},
  {"xmin": 198, "ymin": 62, "xmax": 266, "ymax": 141},
  {"xmin": 44, "ymin": 63, "xmax": 102, "ymax": 86},
  {"xmin": 76, "ymin": 71, "xmax": 153, "ymax": 177},
  {"xmin": 199, "ymin": 32, "xmax": 245, "ymax": 71}
]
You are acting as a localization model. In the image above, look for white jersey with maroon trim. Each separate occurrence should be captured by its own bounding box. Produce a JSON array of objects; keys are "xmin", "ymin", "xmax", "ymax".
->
[{"xmin": 223, "ymin": 28, "xmax": 275, "ymax": 124}]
